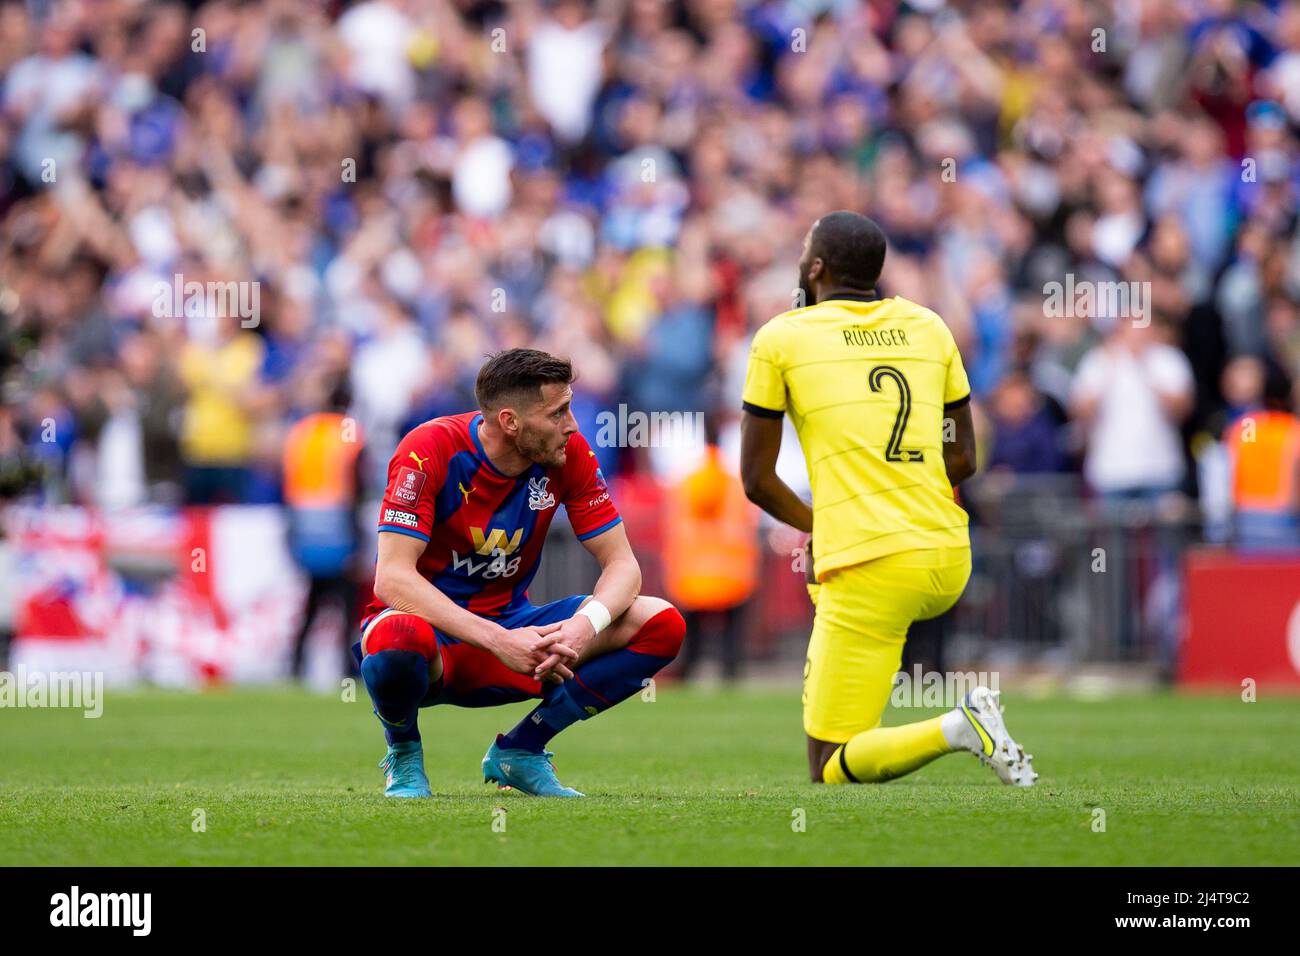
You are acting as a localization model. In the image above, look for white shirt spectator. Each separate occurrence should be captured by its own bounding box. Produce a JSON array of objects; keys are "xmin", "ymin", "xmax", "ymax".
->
[
  {"xmin": 1071, "ymin": 342, "xmax": 1194, "ymax": 493},
  {"xmin": 6, "ymin": 48, "xmax": 101, "ymax": 180},
  {"xmin": 351, "ymin": 318, "xmax": 430, "ymax": 480},
  {"xmin": 527, "ymin": 15, "xmax": 608, "ymax": 143},
  {"xmin": 336, "ymin": 0, "xmax": 416, "ymax": 110},
  {"xmin": 452, "ymin": 136, "xmax": 514, "ymax": 218},
  {"xmin": 1092, "ymin": 208, "xmax": 1144, "ymax": 268},
  {"xmin": 97, "ymin": 410, "xmax": 146, "ymax": 509}
]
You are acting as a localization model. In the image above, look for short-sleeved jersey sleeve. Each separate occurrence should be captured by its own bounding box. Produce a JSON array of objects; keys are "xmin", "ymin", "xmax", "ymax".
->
[
  {"xmin": 742, "ymin": 321, "xmax": 787, "ymax": 418},
  {"xmin": 942, "ymin": 324, "xmax": 972, "ymax": 409},
  {"xmin": 377, "ymin": 426, "xmax": 444, "ymax": 543},
  {"xmin": 561, "ymin": 431, "xmax": 622, "ymax": 542}
]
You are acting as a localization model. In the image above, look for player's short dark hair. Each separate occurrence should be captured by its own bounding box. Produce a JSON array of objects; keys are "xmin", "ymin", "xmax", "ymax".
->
[
  {"xmin": 475, "ymin": 348, "xmax": 574, "ymax": 412},
  {"xmin": 809, "ymin": 211, "xmax": 887, "ymax": 289}
]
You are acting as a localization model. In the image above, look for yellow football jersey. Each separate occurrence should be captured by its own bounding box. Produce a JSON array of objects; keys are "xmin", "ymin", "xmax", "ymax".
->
[{"xmin": 742, "ymin": 293, "xmax": 972, "ymax": 580}]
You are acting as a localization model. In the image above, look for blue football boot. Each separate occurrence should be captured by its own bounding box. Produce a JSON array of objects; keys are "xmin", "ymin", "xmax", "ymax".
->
[
  {"xmin": 482, "ymin": 735, "xmax": 584, "ymax": 797},
  {"xmin": 379, "ymin": 740, "xmax": 432, "ymax": 798}
]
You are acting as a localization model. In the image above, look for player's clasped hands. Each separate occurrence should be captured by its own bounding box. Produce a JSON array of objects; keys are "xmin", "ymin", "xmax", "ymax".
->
[{"xmin": 493, "ymin": 623, "xmax": 579, "ymax": 685}]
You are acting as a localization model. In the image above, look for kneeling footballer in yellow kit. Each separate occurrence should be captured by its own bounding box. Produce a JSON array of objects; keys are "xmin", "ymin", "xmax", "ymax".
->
[{"xmin": 740, "ymin": 211, "xmax": 1036, "ymax": 787}]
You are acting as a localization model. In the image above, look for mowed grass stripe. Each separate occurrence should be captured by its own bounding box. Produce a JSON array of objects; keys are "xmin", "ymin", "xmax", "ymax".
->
[{"xmin": 0, "ymin": 687, "xmax": 1296, "ymax": 866}]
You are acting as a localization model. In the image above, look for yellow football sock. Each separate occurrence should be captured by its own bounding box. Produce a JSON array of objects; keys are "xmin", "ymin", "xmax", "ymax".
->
[{"xmin": 822, "ymin": 715, "xmax": 954, "ymax": 784}]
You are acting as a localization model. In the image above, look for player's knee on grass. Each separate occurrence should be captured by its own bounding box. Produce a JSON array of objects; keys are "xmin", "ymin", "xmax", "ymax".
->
[{"xmin": 808, "ymin": 738, "xmax": 839, "ymax": 783}]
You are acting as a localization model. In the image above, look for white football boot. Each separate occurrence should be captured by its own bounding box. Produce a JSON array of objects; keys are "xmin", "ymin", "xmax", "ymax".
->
[{"xmin": 958, "ymin": 686, "xmax": 1038, "ymax": 787}]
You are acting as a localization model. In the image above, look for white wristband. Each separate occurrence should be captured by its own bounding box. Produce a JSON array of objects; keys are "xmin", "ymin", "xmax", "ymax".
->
[{"xmin": 576, "ymin": 599, "xmax": 612, "ymax": 634}]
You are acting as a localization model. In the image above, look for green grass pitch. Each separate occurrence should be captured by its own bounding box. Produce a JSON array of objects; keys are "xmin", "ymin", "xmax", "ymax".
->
[{"xmin": 2, "ymin": 685, "xmax": 1296, "ymax": 865}]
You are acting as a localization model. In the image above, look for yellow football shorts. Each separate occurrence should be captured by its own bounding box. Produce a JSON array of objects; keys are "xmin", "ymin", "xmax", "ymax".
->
[{"xmin": 802, "ymin": 546, "xmax": 972, "ymax": 743}]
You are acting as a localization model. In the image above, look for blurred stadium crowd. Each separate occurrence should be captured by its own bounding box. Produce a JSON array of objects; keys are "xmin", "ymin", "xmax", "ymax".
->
[{"xmin": 1, "ymin": 0, "xmax": 1298, "ymax": 542}]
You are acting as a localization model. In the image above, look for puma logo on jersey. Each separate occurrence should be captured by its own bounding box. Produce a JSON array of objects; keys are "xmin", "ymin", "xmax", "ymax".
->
[
  {"xmin": 458, "ymin": 482, "xmax": 474, "ymax": 504},
  {"xmin": 408, "ymin": 451, "xmax": 429, "ymax": 471}
]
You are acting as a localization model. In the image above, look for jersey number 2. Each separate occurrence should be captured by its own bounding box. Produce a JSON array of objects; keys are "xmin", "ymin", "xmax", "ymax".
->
[{"xmin": 869, "ymin": 365, "xmax": 924, "ymax": 463}]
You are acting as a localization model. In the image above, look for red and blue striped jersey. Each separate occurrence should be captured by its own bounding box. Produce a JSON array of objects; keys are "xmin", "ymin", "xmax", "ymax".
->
[{"xmin": 365, "ymin": 411, "xmax": 621, "ymax": 621}]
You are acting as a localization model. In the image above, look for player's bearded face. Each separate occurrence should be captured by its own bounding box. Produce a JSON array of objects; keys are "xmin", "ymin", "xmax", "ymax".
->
[
  {"xmin": 516, "ymin": 418, "xmax": 566, "ymax": 468},
  {"xmin": 514, "ymin": 388, "xmax": 574, "ymax": 468}
]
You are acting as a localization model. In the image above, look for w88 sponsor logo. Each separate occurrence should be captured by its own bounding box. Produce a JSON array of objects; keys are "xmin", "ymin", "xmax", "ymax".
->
[
  {"xmin": 450, "ymin": 548, "xmax": 523, "ymax": 579},
  {"xmin": 450, "ymin": 526, "xmax": 525, "ymax": 579}
]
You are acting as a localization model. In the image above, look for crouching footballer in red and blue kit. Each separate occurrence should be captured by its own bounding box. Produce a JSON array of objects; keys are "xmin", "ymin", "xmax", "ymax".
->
[{"xmin": 355, "ymin": 349, "xmax": 685, "ymax": 798}]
